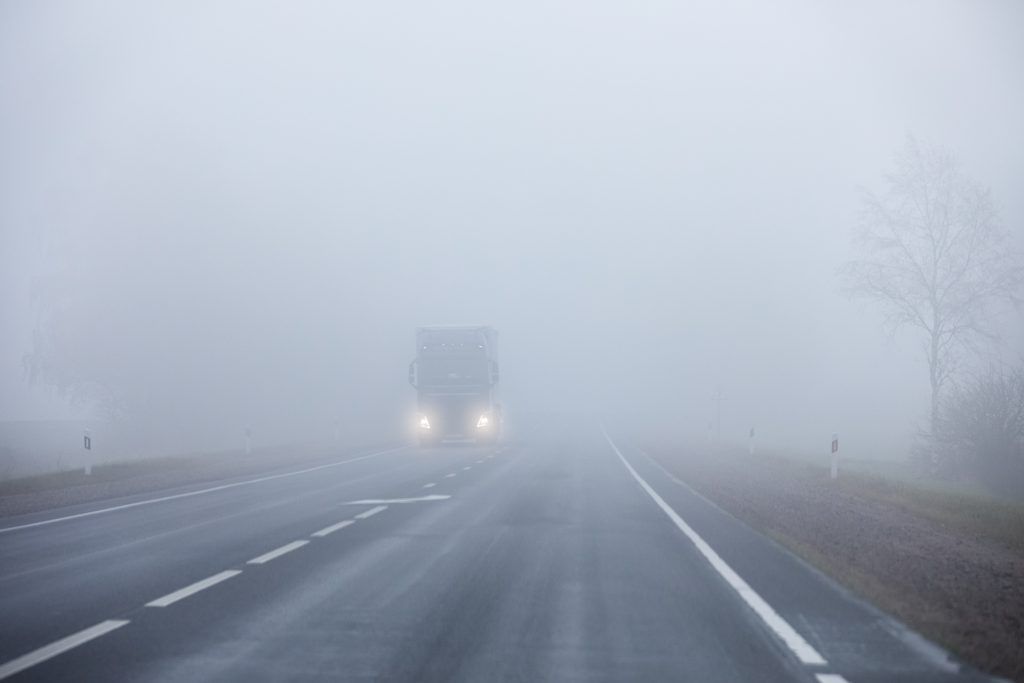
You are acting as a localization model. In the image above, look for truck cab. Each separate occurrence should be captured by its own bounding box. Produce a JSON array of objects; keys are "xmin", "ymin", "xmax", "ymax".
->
[{"xmin": 409, "ymin": 326, "xmax": 501, "ymax": 447}]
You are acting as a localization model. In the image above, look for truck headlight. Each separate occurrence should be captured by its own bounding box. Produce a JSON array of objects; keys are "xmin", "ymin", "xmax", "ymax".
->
[
  {"xmin": 476, "ymin": 414, "xmax": 490, "ymax": 429},
  {"xmin": 418, "ymin": 415, "xmax": 431, "ymax": 430}
]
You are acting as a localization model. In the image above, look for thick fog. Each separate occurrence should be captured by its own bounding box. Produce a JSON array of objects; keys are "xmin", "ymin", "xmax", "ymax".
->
[{"xmin": 2, "ymin": 0, "xmax": 1023, "ymax": 460}]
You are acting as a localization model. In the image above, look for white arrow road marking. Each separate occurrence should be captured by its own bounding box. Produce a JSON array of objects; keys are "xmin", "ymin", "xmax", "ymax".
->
[
  {"xmin": 146, "ymin": 570, "xmax": 242, "ymax": 607},
  {"xmin": 0, "ymin": 620, "xmax": 130, "ymax": 680},
  {"xmin": 345, "ymin": 495, "xmax": 451, "ymax": 505}
]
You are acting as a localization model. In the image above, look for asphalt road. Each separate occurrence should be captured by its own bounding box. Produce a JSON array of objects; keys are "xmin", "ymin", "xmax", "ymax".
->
[{"xmin": 0, "ymin": 425, "xmax": 999, "ymax": 682}]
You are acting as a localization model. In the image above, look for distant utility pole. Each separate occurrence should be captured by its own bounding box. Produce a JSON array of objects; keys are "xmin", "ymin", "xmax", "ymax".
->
[{"xmin": 712, "ymin": 386, "xmax": 725, "ymax": 443}]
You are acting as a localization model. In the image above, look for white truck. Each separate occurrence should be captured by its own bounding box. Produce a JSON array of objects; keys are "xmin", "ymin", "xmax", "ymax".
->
[{"xmin": 408, "ymin": 325, "xmax": 501, "ymax": 447}]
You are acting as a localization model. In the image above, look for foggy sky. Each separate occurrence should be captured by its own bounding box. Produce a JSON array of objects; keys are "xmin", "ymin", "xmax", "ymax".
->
[{"xmin": 2, "ymin": 0, "xmax": 1023, "ymax": 457}]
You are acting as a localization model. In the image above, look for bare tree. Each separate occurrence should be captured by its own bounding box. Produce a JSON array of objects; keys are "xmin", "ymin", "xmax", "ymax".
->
[{"xmin": 843, "ymin": 137, "xmax": 1023, "ymax": 430}]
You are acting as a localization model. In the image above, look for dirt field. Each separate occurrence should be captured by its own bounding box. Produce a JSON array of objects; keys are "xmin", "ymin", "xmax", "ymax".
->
[{"xmin": 644, "ymin": 441, "xmax": 1024, "ymax": 682}]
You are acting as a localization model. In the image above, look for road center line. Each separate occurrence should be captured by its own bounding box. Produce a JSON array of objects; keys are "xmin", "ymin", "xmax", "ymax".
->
[
  {"xmin": 247, "ymin": 540, "xmax": 309, "ymax": 565},
  {"xmin": 345, "ymin": 495, "xmax": 450, "ymax": 505},
  {"xmin": 354, "ymin": 505, "xmax": 387, "ymax": 520},
  {"xmin": 146, "ymin": 570, "xmax": 242, "ymax": 607},
  {"xmin": 0, "ymin": 445, "xmax": 408, "ymax": 534},
  {"xmin": 603, "ymin": 431, "xmax": 828, "ymax": 667},
  {"xmin": 311, "ymin": 520, "xmax": 354, "ymax": 537},
  {"xmin": 0, "ymin": 620, "xmax": 130, "ymax": 680}
]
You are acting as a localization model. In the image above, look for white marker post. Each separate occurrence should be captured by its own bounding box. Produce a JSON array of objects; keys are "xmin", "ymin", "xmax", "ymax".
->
[
  {"xmin": 83, "ymin": 429, "xmax": 92, "ymax": 475},
  {"xmin": 748, "ymin": 427, "xmax": 756, "ymax": 456},
  {"xmin": 830, "ymin": 433, "xmax": 839, "ymax": 480}
]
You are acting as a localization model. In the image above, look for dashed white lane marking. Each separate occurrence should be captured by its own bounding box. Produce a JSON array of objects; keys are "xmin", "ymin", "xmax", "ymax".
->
[
  {"xmin": 0, "ymin": 445, "xmax": 408, "ymax": 534},
  {"xmin": 475, "ymin": 459, "xmax": 484, "ymax": 464},
  {"xmin": 247, "ymin": 540, "xmax": 309, "ymax": 565},
  {"xmin": 603, "ymin": 431, "xmax": 828, "ymax": 667},
  {"xmin": 345, "ymin": 495, "xmax": 450, "ymax": 505},
  {"xmin": 0, "ymin": 620, "xmax": 130, "ymax": 680},
  {"xmin": 462, "ymin": 466, "xmax": 471, "ymax": 471},
  {"xmin": 422, "ymin": 483, "xmax": 436, "ymax": 489},
  {"xmin": 146, "ymin": 570, "xmax": 242, "ymax": 607},
  {"xmin": 445, "ymin": 473, "xmax": 457, "ymax": 478},
  {"xmin": 354, "ymin": 505, "xmax": 387, "ymax": 520},
  {"xmin": 816, "ymin": 675, "xmax": 851, "ymax": 683},
  {"xmin": 311, "ymin": 520, "xmax": 354, "ymax": 537}
]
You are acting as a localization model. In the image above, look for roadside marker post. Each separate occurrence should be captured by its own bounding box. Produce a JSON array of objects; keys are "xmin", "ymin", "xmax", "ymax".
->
[
  {"xmin": 830, "ymin": 433, "xmax": 839, "ymax": 480},
  {"xmin": 83, "ymin": 429, "xmax": 92, "ymax": 475}
]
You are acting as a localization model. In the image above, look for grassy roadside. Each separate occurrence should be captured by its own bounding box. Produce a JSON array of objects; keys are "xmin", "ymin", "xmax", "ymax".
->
[
  {"xmin": 0, "ymin": 452, "xmax": 208, "ymax": 497},
  {"xmin": 830, "ymin": 468, "xmax": 1024, "ymax": 555},
  {"xmin": 771, "ymin": 454, "xmax": 1024, "ymax": 555}
]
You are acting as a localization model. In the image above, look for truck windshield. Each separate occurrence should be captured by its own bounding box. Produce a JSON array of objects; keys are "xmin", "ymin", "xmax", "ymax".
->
[{"xmin": 418, "ymin": 358, "xmax": 489, "ymax": 387}]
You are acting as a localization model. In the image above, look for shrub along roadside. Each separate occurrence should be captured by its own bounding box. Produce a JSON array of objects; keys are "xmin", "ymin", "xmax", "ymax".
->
[{"xmin": 927, "ymin": 365, "xmax": 1024, "ymax": 499}]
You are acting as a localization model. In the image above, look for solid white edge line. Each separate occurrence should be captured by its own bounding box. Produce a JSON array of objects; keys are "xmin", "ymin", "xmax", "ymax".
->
[
  {"xmin": 0, "ymin": 445, "xmax": 409, "ymax": 534},
  {"xmin": 311, "ymin": 520, "xmax": 354, "ymax": 537},
  {"xmin": 145, "ymin": 570, "xmax": 242, "ymax": 607},
  {"xmin": 247, "ymin": 540, "xmax": 309, "ymax": 565},
  {"xmin": 603, "ymin": 430, "xmax": 828, "ymax": 667},
  {"xmin": 0, "ymin": 620, "xmax": 130, "ymax": 680},
  {"xmin": 816, "ymin": 675, "xmax": 851, "ymax": 683},
  {"xmin": 354, "ymin": 505, "xmax": 387, "ymax": 520}
]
